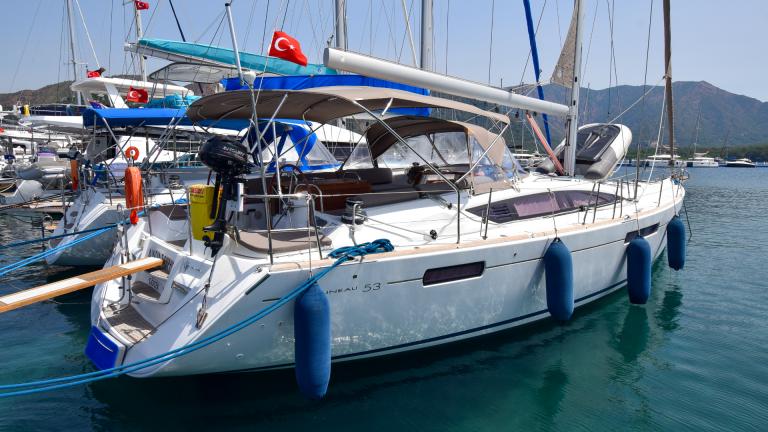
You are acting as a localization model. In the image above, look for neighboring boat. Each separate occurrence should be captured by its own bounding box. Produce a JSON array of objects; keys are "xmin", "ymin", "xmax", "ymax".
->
[
  {"xmin": 642, "ymin": 153, "xmax": 686, "ymax": 169},
  {"xmin": 687, "ymin": 153, "xmax": 719, "ymax": 168},
  {"xmin": 725, "ymin": 158, "xmax": 756, "ymax": 168}
]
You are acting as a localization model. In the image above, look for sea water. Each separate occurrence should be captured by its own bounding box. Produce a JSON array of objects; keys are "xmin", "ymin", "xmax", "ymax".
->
[{"xmin": 0, "ymin": 168, "xmax": 766, "ymax": 431}]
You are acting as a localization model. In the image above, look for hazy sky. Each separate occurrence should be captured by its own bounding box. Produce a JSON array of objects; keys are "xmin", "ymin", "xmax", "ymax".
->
[{"xmin": 1, "ymin": 0, "xmax": 766, "ymax": 101}]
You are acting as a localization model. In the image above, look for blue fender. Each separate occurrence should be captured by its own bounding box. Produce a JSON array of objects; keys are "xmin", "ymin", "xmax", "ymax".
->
[
  {"xmin": 667, "ymin": 216, "xmax": 686, "ymax": 271},
  {"xmin": 294, "ymin": 283, "xmax": 331, "ymax": 400},
  {"xmin": 627, "ymin": 236, "xmax": 652, "ymax": 304},
  {"xmin": 544, "ymin": 239, "xmax": 574, "ymax": 321}
]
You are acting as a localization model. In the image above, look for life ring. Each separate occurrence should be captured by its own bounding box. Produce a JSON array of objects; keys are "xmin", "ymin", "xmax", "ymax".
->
[
  {"xmin": 125, "ymin": 146, "xmax": 140, "ymax": 160},
  {"xmin": 124, "ymin": 166, "xmax": 144, "ymax": 223}
]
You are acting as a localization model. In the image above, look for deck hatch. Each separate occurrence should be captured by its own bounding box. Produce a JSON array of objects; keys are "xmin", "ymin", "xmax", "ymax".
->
[
  {"xmin": 423, "ymin": 261, "xmax": 485, "ymax": 286},
  {"xmin": 468, "ymin": 190, "xmax": 617, "ymax": 224}
]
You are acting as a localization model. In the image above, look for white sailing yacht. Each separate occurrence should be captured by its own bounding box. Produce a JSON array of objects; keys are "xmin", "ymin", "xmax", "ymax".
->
[{"xmin": 84, "ymin": 0, "xmax": 686, "ymax": 400}]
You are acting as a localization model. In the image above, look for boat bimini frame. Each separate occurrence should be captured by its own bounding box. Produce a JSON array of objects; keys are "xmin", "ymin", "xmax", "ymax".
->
[{"xmin": 186, "ymin": 85, "xmax": 516, "ymax": 249}]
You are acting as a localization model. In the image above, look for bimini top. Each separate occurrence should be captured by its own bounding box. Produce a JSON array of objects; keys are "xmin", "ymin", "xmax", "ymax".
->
[
  {"xmin": 185, "ymin": 86, "xmax": 510, "ymax": 125},
  {"xmin": 349, "ymin": 116, "xmax": 522, "ymax": 194}
]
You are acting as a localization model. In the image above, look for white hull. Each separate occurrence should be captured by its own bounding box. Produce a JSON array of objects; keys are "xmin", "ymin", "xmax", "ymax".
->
[
  {"xmin": 688, "ymin": 159, "xmax": 719, "ymax": 168},
  {"xmin": 91, "ymin": 176, "xmax": 684, "ymax": 377}
]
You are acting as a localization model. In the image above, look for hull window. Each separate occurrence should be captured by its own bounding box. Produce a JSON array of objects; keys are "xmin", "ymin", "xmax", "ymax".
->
[
  {"xmin": 624, "ymin": 223, "xmax": 660, "ymax": 243},
  {"xmin": 423, "ymin": 261, "xmax": 485, "ymax": 286}
]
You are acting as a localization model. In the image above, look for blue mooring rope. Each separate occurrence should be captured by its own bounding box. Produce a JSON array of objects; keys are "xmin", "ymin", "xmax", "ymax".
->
[
  {"xmin": 0, "ymin": 227, "xmax": 115, "ymax": 278},
  {"xmin": 0, "ymin": 224, "xmax": 119, "ymax": 251},
  {"xmin": 0, "ymin": 239, "xmax": 394, "ymax": 398}
]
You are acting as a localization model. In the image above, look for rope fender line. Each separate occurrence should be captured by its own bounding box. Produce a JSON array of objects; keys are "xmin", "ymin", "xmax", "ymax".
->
[{"xmin": 0, "ymin": 239, "xmax": 394, "ymax": 398}]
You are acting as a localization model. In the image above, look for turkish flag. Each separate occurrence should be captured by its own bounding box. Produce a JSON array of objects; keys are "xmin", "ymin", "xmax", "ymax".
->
[
  {"xmin": 85, "ymin": 68, "xmax": 106, "ymax": 78},
  {"xmin": 268, "ymin": 31, "xmax": 308, "ymax": 66},
  {"xmin": 134, "ymin": 1, "xmax": 149, "ymax": 10},
  {"xmin": 126, "ymin": 87, "xmax": 149, "ymax": 103}
]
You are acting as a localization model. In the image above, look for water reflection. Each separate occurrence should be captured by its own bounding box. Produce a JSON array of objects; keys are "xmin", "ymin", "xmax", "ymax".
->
[
  {"xmin": 536, "ymin": 361, "xmax": 569, "ymax": 426},
  {"xmin": 615, "ymin": 306, "xmax": 650, "ymax": 364}
]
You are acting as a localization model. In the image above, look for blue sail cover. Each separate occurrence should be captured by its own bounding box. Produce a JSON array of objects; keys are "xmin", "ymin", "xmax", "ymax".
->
[
  {"xmin": 223, "ymin": 74, "xmax": 431, "ymax": 116},
  {"xmin": 82, "ymin": 108, "xmax": 248, "ymax": 130},
  {"xmin": 137, "ymin": 39, "xmax": 336, "ymax": 77}
]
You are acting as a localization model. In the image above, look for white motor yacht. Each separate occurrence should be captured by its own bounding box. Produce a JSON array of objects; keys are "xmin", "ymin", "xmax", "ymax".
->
[
  {"xmin": 687, "ymin": 153, "xmax": 718, "ymax": 168},
  {"xmin": 725, "ymin": 158, "xmax": 756, "ymax": 168},
  {"xmin": 642, "ymin": 153, "xmax": 686, "ymax": 169}
]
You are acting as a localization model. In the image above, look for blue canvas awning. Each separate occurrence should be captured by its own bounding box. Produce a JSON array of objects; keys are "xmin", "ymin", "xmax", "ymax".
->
[
  {"xmin": 137, "ymin": 39, "xmax": 336, "ymax": 77},
  {"xmin": 223, "ymin": 74, "xmax": 432, "ymax": 117}
]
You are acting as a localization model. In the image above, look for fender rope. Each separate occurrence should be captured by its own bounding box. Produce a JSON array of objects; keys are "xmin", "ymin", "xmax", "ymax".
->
[{"xmin": 0, "ymin": 239, "xmax": 394, "ymax": 398}]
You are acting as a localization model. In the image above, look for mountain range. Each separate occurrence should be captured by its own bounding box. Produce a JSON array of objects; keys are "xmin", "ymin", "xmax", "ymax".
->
[
  {"xmin": 1, "ymin": 79, "xmax": 767, "ymax": 148},
  {"xmin": 537, "ymin": 81, "xmax": 768, "ymax": 148}
]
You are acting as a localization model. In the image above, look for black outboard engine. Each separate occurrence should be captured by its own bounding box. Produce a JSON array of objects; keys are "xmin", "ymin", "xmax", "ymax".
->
[{"xmin": 198, "ymin": 136, "xmax": 250, "ymax": 256}]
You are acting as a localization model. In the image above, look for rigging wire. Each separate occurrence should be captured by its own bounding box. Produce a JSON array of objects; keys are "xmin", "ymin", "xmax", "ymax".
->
[
  {"xmin": 260, "ymin": 0, "xmax": 271, "ymax": 54},
  {"xmin": 281, "ymin": 0, "xmax": 292, "ymax": 30},
  {"xmin": 242, "ymin": 0, "xmax": 259, "ymax": 49},
  {"xmin": 517, "ymin": 0, "xmax": 547, "ymax": 88},
  {"xmin": 8, "ymin": 0, "xmax": 43, "ymax": 93},
  {"xmin": 168, "ymin": 0, "xmax": 188, "ymax": 42},
  {"xmin": 55, "ymin": 2, "xmax": 66, "ymax": 102},
  {"xmin": 108, "ymin": 0, "xmax": 114, "ymax": 73},
  {"xmin": 488, "ymin": 0, "xmax": 495, "ymax": 85},
  {"xmin": 634, "ymin": 0, "xmax": 656, "ymax": 192},
  {"xmin": 445, "ymin": 0, "xmax": 450, "ymax": 74},
  {"xmin": 398, "ymin": 0, "xmax": 418, "ymax": 66},
  {"xmin": 554, "ymin": 0, "xmax": 563, "ymax": 48},
  {"xmin": 74, "ymin": 0, "xmax": 100, "ymax": 68}
]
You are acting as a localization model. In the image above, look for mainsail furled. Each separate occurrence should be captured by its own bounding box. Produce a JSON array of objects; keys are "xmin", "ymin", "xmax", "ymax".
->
[{"xmin": 128, "ymin": 39, "xmax": 337, "ymax": 77}]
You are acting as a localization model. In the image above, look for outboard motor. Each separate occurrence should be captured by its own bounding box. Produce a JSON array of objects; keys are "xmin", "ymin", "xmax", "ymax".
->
[{"xmin": 198, "ymin": 136, "xmax": 250, "ymax": 256}]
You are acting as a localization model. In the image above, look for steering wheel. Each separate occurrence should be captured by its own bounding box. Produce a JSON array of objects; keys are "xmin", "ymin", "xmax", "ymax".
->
[{"xmin": 267, "ymin": 163, "xmax": 307, "ymax": 218}]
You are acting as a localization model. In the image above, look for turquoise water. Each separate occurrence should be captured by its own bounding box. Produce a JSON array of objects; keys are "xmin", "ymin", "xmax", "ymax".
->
[{"xmin": 1, "ymin": 168, "xmax": 767, "ymax": 431}]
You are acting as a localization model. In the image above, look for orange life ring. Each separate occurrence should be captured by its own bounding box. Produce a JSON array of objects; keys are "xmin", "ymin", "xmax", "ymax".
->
[
  {"xmin": 124, "ymin": 166, "xmax": 144, "ymax": 223},
  {"xmin": 70, "ymin": 159, "xmax": 79, "ymax": 190},
  {"xmin": 125, "ymin": 146, "xmax": 140, "ymax": 160}
]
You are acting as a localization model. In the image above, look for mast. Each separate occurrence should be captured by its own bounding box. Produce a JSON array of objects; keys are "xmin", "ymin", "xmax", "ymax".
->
[
  {"xmin": 420, "ymin": 0, "xmax": 433, "ymax": 71},
  {"xmin": 334, "ymin": 0, "xmax": 347, "ymax": 50},
  {"xmin": 522, "ymin": 0, "xmax": 552, "ymax": 147},
  {"xmin": 663, "ymin": 0, "xmax": 675, "ymax": 166},
  {"xmin": 66, "ymin": 0, "xmax": 82, "ymax": 105},
  {"xmin": 692, "ymin": 105, "xmax": 701, "ymax": 155},
  {"xmin": 563, "ymin": 0, "xmax": 585, "ymax": 176},
  {"xmin": 133, "ymin": 0, "xmax": 147, "ymax": 82}
]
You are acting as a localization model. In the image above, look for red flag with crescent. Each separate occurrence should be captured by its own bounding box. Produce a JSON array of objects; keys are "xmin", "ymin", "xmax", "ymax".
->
[
  {"xmin": 126, "ymin": 87, "xmax": 149, "ymax": 103},
  {"xmin": 267, "ymin": 31, "xmax": 308, "ymax": 66},
  {"xmin": 134, "ymin": 1, "xmax": 149, "ymax": 10}
]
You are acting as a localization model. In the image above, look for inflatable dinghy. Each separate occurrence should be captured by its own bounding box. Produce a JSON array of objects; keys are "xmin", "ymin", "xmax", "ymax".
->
[{"xmin": 537, "ymin": 123, "xmax": 632, "ymax": 180}]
